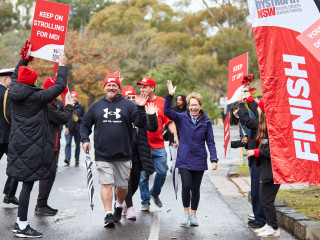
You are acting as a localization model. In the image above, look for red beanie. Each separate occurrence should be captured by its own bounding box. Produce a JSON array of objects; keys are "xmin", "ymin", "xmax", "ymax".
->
[
  {"xmin": 70, "ymin": 91, "xmax": 78, "ymax": 98},
  {"xmin": 43, "ymin": 77, "xmax": 55, "ymax": 89},
  {"xmin": 122, "ymin": 85, "xmax": 136, "ymax": 97},
  {"xmin": 103, "ymin": 73, "xmax": 121, "ymax": 88},
  {"xmin": 18, "ymin": 66, "xmax": 38, "ymax": 85},
  {"xmin": 258, "ymin": 98, "xmax": 265, "ymax": 112}
]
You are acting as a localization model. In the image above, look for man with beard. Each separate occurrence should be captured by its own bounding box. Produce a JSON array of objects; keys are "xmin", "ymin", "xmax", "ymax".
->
[{"xmin": 80, "ymin": 73, "xmax": 148, "ymax": 228}]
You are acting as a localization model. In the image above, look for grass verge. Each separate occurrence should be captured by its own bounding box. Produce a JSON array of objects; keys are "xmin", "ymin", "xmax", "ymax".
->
[
  {"xmin": 276, "ymin": 186, "xmax": 320, "ymax": 222},
  {"xmin": 236, "ymin": 164, "xmax": 250, "ymax": 177}
]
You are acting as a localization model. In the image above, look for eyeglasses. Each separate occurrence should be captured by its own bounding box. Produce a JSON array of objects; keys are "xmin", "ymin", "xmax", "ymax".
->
[
  {"xmin": 126, "ymin": 96, "xmax": 136, "ymax": 100},
  {"xmin": 190, "ymin": 104, "xmax": 200, "ymax": 107}
]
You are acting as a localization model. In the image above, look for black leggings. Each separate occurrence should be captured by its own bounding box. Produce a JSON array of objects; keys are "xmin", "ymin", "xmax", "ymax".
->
[
  {"xmin": 125, "ymin": 159, "xmax": 142, "ymax": 208},
  {"xmin": 260, "ymin": 182, "xmax": 281, "ymax": 229},
  {"xmin": 18, "ymin": 182, "xmax": 34, "ymax": 221},
  {"xmin": 180, "ymin": 168, "xmax": 204, "ymax": 211}
]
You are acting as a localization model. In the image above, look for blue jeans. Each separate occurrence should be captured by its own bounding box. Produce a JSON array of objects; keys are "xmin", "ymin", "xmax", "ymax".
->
[
  {"xmin": 139, "ymin": 148, "xmax": 168, "ymax": 205},
  {"xmin": 250, "ymin": 159, "xmax": 267, "ymax": 224},
  {"xmin": 65, "ymin": 130, "xmax": 81, "ymax": 161}
]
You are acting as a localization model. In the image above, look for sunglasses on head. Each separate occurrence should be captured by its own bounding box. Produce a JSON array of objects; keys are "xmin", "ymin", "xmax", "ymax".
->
[{"xmin": 126, "ymin": 96, "xmax": 136, "ymax": 100}]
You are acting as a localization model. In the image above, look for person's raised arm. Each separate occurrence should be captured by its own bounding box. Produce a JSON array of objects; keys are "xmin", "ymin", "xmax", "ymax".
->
[
  {"xmin": 164, "ymin": 80, "xmax": 181, "ymax": 122},
  {"xmin": 132, "ymin": 92, "xmax": 148, "ymax": 128},
  {"xmin": 11, "ymin": 44, "xmax": 32, "ymax": 87},
  {"xmin": 145, "ymin": 102, "xmax": 158, "ymax": 132}
]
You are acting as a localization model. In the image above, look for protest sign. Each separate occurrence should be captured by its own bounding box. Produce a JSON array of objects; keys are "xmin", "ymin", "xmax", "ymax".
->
[
  {"xmin": 30, "ymin": 0, "xmax": 70, "ymax": 62},
  {"xmin": 227, "ymin": 53, "xmax": 248, "ymax": 104}
]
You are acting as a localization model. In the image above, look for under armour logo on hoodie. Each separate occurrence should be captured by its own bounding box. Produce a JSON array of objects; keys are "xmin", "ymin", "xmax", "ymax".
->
[{"xmin": 104, "ymin": 108, "xmax": 121, "ymax": 119}]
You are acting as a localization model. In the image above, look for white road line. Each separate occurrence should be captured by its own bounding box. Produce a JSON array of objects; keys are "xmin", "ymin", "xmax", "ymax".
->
[{"xmin": 148, "ymin": 211, "xmax": 160, "ymax": 240}]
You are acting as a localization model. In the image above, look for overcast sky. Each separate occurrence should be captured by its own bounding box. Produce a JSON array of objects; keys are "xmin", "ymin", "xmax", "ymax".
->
[{"xmin": 161, "ymin": 0, "xmax": 213, "ymax": 13}]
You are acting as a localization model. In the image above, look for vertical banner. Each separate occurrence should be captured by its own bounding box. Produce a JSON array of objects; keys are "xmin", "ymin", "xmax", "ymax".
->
[
  {"xmin": 30, "ymin": 0, "xmax": 70, "ymax": 62},
  {"xmin": 248, "ymin": 0, "xmax": 320, "ymax": 185},
  {"xmin": 227, "ymin": 52, "xmax": 248, "ymax": 104},
  {"xmin": 224, "ymin": 113, "xmax": 230, "ymax": 159}
]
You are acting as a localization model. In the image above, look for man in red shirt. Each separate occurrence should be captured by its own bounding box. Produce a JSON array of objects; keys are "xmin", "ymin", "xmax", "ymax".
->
[{"xmin": 137, "ymin": 77, "xmax": 178, "ymax": 211}]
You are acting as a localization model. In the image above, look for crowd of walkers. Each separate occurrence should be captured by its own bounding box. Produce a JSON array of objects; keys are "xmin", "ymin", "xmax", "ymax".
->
[{"xmin": 0, "ymin": 44, "xmax": 280, "ymax": 239}]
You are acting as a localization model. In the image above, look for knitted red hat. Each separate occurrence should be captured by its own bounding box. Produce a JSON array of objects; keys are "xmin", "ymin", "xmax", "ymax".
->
[
  {"xmin": 103, "ymin": 73, "xmax": 121, "ymax": 88},
  {"xmin": 43, "ymin": 77, "xmax": 55, "ymax": 89},
  {"xmin": 122, "ymin": 85, "xmax": 136, "ymax": 97},
  {"xmin": 18, "ymin": 66, "xmax": 37, "ymax": 85},
  {"xmin": 70, "ymin": 91, "xmax": 78, "ymax": 98},
  {"xmin": 258, "ymin": 98, "xmax": 265, "ymax": 112}
]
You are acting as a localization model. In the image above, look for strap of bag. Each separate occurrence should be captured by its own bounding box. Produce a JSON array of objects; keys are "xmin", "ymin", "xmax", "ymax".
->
[{"xmin": 4, "ymin": 88, "xmax": 10, "ymax": 124}]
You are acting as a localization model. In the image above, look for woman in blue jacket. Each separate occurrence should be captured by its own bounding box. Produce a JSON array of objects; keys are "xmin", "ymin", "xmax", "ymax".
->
[{"xmin": 164, "ymin": 80, "xmax": 218, "ymax": 227}]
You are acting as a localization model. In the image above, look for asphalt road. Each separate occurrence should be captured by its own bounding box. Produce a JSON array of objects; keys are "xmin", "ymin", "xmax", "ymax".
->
[{"xmin": 0, "ymin": 125, "xmax": 260, "ymax": 239}]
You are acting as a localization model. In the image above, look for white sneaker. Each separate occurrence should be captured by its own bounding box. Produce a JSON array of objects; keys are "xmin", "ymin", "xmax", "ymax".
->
[
  {"xmin": 122, "ymin": 201, "xmax": 127, "ymax": 215},
  {"xmin": 180, "ymin": 213, "xmax": 190, "ymax": 227},
  {"xmin": 254, "ymin": 224, "xmax": 271, "ymax": 234},
  {"xmin": 126, "ymin": 207, "xmax": 136, "ymax": 220},
  {"xmin": 257, "ymin": 228, "xmax": 280, "ymax": 238}
]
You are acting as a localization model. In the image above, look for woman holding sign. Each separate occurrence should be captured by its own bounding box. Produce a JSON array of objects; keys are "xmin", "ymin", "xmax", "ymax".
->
[{"xmin": 7, "ymin": 43, "xmax": 68, "ymax": 238}]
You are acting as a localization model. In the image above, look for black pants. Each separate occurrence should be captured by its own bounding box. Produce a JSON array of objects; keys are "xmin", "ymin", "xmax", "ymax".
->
[
  {"xmin": 37, "ymin": 155, "xmax": 58, "ymax": 207},
  {"xmin": 260, "ymin": 181, "xmax": 281, "ymax": 229},
  {"xmin": 180, "ymin": 168, "xmax": 204, "ymax": 211},
  {"xmin": 125, "ymin": 157, "xmax": 143, "ymax": 208},
  {"xmin": 18, "ymin": 182, "xmax": 34, "ymax": 221},
  {"xmin": 0, "ymin": 144, "xmax": 19, "ymax": 197}
]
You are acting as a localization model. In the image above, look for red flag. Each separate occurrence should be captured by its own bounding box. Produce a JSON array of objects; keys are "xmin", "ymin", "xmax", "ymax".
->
[
  {"xmin": 61, "ymin": 85, "xmax": 71, "ymax": 106},
  {"xmin": 53, "ymin": 63, "xmax": 59, "ymax": 77},
  {"xmin": 248, "ymin": 1, "xmax": 320, "ymax": 185},
  {"xmin": 224, "ymin": 113, "xmax": 230, "ymax": 159}
]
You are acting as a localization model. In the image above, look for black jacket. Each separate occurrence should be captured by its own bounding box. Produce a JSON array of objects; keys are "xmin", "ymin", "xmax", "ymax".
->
[
  {"xmin": 65, "ymin": 101, "xmax": 85, "ymax": 132},
  {"xmin": 7, "ymin": 59, "xmax": 67, "ymax": 182},
  {"xmin": 165, "ymin": 95, "xmax": 187, "ymax": 144},
  {"xmin": 245, "ymin": 97, "xmax": 274, "ymax": 183},
  {"xmin": 80, "ymin": 95, "xmax": 147, "ymax": 162},
  {"xmin": 132, "ymin": 113, "xmax": 158, "ymax": 176},
  {"xmin": 237, "ymin": 102, "xmax": 259, "ymax": 163},
  {"xmin": 48, "ymin": 102, "xmax": 73, "ymax": 153},
  {"xmin": 0, "ymin": 84, "xmax": 10, "ymax": 144}
]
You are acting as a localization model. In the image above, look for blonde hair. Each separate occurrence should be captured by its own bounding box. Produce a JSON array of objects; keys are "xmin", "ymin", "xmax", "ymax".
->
[{"xmin": 186, "ymin": 92, "xmax": 203, "ymax": 106}]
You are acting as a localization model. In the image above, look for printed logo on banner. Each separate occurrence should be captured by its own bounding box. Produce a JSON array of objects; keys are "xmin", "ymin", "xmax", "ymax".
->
[
  {"xmin": 52, "ymin": 49, "xmax": 60, "ymax": 61},
  {"xmin": 254, "ymin": 0, "xmax": 302, "ymax": 19}
]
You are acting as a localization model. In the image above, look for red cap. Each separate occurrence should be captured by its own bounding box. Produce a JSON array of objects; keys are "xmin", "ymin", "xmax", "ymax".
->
[
  {"xmin": 258, "ymin": 98, "xmax": 265, "ymax": 112},
  {"xmin": 103, "ymin": 73, "xmax": 121, "ymax": 88},
  {"xmin": 43, "ymin": 77, "xmax": 55, "ymax": 89},
  {"xmin": 122, "ymin": 85, "xmax": 136, "ymax": 97},
  {"xmin": 70, "ymin": 91, "xmax": 78, "ymax": 98},
  {"xmin": 137, "ymin": 77, "xmax": 156, "ymax": 88},
  {"xmin": 18, "ymin": 66, "xmax": 38, "ymax": 85}
]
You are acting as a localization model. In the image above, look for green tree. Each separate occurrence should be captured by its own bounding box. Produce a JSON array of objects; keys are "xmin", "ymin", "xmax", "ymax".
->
[
  {"xmin": 52, "ymin": 0, "xmax": 114, "ymax": 32},
  {"xmin": 0, "ymin": 0, "xmax": 18, "ymax": 34}
]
